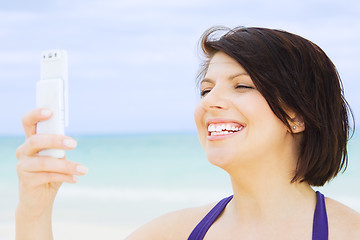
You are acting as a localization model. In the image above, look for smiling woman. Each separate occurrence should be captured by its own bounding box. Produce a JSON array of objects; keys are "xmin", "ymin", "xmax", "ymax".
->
[
  {"xmin": 195, "ymin": 52, "xmax": 297, "ymax": 173},
  {"xmin": 15, "ymin": 26, "xmax": 360, "ymax": 240},
  {"xmin": 197, "ymin": 27, "xmax": 352, "ymax": 187}
]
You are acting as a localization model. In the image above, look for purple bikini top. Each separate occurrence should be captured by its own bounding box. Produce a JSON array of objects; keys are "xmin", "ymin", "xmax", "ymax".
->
[{"xmin": 188, "ymin": 191, "xmax": 328, "ymax": 240}]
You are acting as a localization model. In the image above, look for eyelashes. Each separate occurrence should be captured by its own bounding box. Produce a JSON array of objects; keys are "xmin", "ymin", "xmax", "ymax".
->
[
  {"xmin": 235, "ymin": 85, "xmax": 254, "ymax": 90},
  {"xmin": 200, "ymin": 85, "xmax": 254, "ymax": 97},
  {"xmin": 200, "ymin": 89, "xmax": 211, "ymax": 97}
]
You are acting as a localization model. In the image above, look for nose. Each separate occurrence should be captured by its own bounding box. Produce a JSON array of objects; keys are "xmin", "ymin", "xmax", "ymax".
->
[{"xmin": 201, "ymin": 87, "xmax": 230, "ymax": 111}]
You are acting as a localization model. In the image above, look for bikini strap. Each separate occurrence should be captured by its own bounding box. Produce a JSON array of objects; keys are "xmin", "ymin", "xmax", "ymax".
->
[
  {"xmin": 312, "ymin": 191, "xmax": 329, "ymax": 240},
  {"xmin": 188, "ymin": 192, "xmax": 328, "ymax": 240},
  {"xmin": 188, "ymin": 195, "xmax": 233, "ymax": 240}
]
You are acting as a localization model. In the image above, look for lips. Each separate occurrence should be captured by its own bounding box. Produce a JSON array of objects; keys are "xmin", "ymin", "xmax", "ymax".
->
[{"xmin": 206, "ymin": 120, "xmax": 245, "ymax": 139}]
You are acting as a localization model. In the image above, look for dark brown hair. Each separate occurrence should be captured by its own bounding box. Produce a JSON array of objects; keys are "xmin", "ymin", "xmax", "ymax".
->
[{"xmin": 198, "ymin": 26, "xmax": 354, "ymax": 186}]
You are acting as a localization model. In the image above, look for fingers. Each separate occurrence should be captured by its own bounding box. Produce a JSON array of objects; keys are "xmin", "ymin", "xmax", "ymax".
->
[
  {"xmin": 17, "ymin": 157, "xmax": 88, "ymax": 187},
  {"xmin": 22, "ymin": 108, "xmax": 52, "ymax": 139},
  {"xmin": 20, "ymin": 172, "xmax": 78, "ymax": 188},
  {"xmin": 17, "ymin": 134, "xmax": 77, "ymax": 158},
  {"xmin": 18, "ymin": 108, "xmax": 88, "ymax": 188},
  {"xmin": 18, "ymin": 156, "xmax": 88, "ymax": 176}
]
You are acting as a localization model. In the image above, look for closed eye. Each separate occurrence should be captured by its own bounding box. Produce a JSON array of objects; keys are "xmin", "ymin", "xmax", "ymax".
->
[
  {"xmin": 201, "ymin": 85, "xmax": 253, "ymax": 97},
  {"xmin": 200, "ymin": 88, "xmax": 211, "ymax": 97},
  {"xmin": 236, "ymin": 85, "xmax": 254, "ymax": 89}
]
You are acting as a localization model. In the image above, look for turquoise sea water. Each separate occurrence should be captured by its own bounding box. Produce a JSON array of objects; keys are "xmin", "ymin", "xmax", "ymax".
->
[{"xmin": 0, "ymin": 131, "xmax": 359, "ymax": 235}]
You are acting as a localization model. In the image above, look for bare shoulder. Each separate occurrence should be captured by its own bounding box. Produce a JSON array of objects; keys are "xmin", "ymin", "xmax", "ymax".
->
[
  {"xmin": 125, "ymin": 202, "xmax": 216, "ymax": 240},
  {"xmin": 325, "ymin": 197, "xmax": 360, "ymax": 239}
]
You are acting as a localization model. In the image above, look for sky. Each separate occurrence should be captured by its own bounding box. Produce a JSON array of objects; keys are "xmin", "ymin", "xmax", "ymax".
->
[{"xmin": 0, "ymin": 0, "xmax": 359, "ymax": 135}]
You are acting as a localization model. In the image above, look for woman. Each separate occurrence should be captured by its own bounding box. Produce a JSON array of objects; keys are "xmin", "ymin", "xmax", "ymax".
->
[{"xmin": 16, "ymin": 27, "xmax": 360, "ymax": 239}]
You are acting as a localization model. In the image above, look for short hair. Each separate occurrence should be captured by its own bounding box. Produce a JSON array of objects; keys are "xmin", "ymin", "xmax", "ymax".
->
[{"xmin": 198, "ymin": 26, "xmax": 354, "ymax": 186}]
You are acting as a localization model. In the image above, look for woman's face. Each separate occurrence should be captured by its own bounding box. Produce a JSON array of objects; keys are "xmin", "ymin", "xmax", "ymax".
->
[{"xmin": 194, "ymin": 52, "xmax": 293, "ymax": 171}]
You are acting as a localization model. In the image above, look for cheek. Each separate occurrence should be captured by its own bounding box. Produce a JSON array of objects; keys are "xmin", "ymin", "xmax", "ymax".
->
[
  {"xmin": 244, "ymin": 98, "xmax": 289, "ymax": 143},
  {"xmin": 238, "ymin": 93, "xmax": 274, "ymax": 123},
  {"xmin": 236, "ymin": 94, "xmax": 285, "ymax": 135}
]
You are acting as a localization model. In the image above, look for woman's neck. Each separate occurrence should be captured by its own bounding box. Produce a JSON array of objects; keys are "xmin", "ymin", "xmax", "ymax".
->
[{"xmin": 227, "ymin": 163, "xmax": 315, "ymax": 223}]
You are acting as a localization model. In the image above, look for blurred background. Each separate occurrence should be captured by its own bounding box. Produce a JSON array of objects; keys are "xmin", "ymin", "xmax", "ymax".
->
[
  {"xmin": 0, "ymin": 0, "xmax": 359, "ymax": 239},
  {"xmin": 0, "ymin": 0, "xmax": 359, "ymax": 135}
]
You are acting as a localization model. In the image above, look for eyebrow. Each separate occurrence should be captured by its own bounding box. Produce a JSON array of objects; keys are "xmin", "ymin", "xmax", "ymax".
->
[{"xmin": 200, "ymin": 72, "xmax": 249, "ymax": 85}]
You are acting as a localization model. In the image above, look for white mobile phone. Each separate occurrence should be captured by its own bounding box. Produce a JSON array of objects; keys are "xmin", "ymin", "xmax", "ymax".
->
[{"xmin": 36, "ymin": 50, "xmax": 68, "ymax": 158}]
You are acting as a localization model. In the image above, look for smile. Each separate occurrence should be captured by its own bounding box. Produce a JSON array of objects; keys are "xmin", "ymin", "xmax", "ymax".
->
[{"xmin": 207, "ymin": 122, "xmax": 244, "ymax": 137}]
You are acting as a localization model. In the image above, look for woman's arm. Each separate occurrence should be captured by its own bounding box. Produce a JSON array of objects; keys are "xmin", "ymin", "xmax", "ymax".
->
[
  {"xmin": 15, "ymin": 108, "xmax": 88, "ymax": 240},
  {"xmin": 15, "ymin": 204, "xmax": 54, "ymax": 240}
]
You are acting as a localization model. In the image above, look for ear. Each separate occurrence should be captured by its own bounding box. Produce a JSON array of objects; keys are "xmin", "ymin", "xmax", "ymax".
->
[{"xmin": 287, "ymin": 114, "xmax": 305, "ymax": 133}]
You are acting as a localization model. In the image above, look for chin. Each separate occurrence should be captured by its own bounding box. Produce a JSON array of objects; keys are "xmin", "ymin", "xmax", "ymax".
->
[
  {"xmin": 205, "ymin": 150, "xmax": 239, "ymax": 170},
  {"xmin": 205, "ymin": 146, "xmax": 257, "ymax": 174}
]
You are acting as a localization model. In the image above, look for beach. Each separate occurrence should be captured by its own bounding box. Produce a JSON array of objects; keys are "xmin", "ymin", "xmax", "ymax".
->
[{"xmin": 0, "ymin": 132, "xmax": 359, "ymax": 239}]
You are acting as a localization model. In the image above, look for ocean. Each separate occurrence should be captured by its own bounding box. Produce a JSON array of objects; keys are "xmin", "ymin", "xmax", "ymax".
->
[{"xmin": 0, "ymin": 132, "xmax": 359, "ymax": 239}]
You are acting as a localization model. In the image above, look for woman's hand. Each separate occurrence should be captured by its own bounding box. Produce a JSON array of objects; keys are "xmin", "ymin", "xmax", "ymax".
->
[{"xmin": 15, "ymin": 108, "xmax": 88, "ymax": 240}]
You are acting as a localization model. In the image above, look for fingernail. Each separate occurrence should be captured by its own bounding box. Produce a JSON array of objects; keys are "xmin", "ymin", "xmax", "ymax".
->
[
  {"xmin": 41, "ymin": 109, "xmax": 52, "ymax": 116},
  {"xmin": 73, "ymin": 175, "xmax": 79, "ymax": 183},
  {"xmin": 76, "ymin": 165, "xmax": 88, "ymax": 174},
  {"xmin": 64, "ymin": 139, "xmax": 77, "ymax": 148}
]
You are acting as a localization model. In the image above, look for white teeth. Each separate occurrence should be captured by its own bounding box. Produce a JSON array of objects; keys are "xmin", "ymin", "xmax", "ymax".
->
[
  {"xmin": 210, "ymin": 131, "xmax": 231, "ymax": 136},
  {"xmin": 208, "ymin": 122, "xmax": 244, "ymax": 136},
  {"xmin": 208, "ymin": 125, "xmax": 216, "ymax": 132}
]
